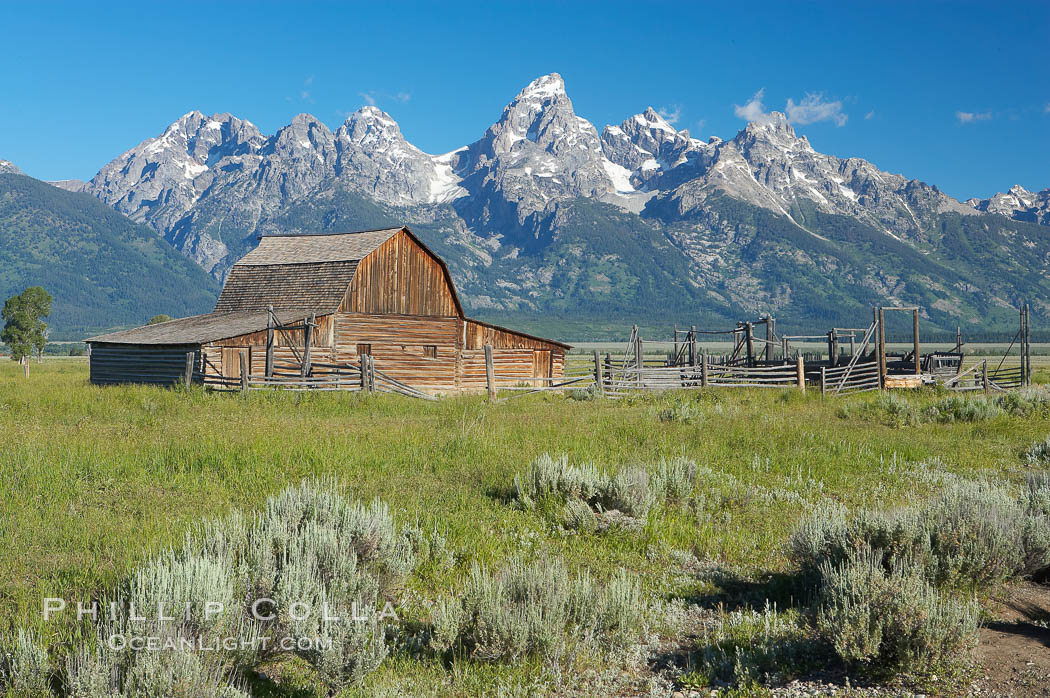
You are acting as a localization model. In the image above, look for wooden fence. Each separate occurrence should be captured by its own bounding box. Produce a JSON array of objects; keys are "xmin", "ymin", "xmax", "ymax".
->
[
  {"xmin": 192, "ymin": 353, "xmax": 436, "ymax": 400},
  {"xmin": 186, "ymin": 344, "xmax": 1031, "ymax": 402}
]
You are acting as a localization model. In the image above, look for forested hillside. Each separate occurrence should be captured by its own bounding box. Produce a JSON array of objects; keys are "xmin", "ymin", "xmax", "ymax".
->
[{"xmin": 0, "ymin": 172, "xmax": 219, "ymax": 338}]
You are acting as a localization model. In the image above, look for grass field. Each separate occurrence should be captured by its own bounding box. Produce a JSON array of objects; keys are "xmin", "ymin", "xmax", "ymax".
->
[{"xmin": 1, "ymin": 359, "xmax": 1048, "ymax": 696}]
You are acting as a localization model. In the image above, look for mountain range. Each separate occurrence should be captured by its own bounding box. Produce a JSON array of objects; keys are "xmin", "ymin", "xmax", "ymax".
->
[
  {"xmin": 0, "ymin": 169, "xmax": 220, "ymax": 339},
  {"xmin": 9, "ymin": 73, "xmax": 1050, "ymax": 338}
]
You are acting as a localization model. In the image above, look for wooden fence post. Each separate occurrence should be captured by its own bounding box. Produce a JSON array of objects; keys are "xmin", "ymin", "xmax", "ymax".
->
[
  {"xmin": 593, "ymin": 350, "xmax": 604, "ymax": 397},
  {"xmin": 700, "ymin": 353, "xmax": 708, "ymax": 388},
  {"xmin": 744, "ymin": 322, "xmax": 755, "ymax": 367},
  {"xmin": 265, "ymin": 305, "xmax": 274, "ymax": 378},
  {"xmin": 913, "ymin": 309, "xmax": 920, "ymax": 375},
  {"xmin": 982, "ymin": 359, "xmax": 990, "ymax": 393},
  {"xmin": 797, "ymin": 355, "xmax": 806, "ymax": 391},
  {"xmin": 877, "ymin": 307, "xmax": 886, "ymax": 390},
  {"xmin": 820, "ymin": 366, "xmax": 826, "ymax": 396},
  {"xmin": 484, "ymin": 344, "xmax": 496, "ymax": 401},
  {"xmin": 634, "ymin": 335, "xmax": 643, "ymax": 386},
  {"xmin": 301, "ymin": 313, "xmax": 314, "ymax": 378},
  {"xmin": 766, "ymin": 316, "xmax": 775, "ymax": 363},
  {"xmin": 689, "ymin": 325, "xmax": 697, "ymax": 366},
  {"xmin": 239, "ymin": 351, "xmax": 248, "ymax": 393},
  {"xmin": 184, "ymin": 352, "xmax": 195, "ymax": 386}
]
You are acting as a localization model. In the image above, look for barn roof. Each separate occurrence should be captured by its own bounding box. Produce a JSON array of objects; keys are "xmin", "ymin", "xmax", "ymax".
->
[
  {"xmin": 237, "ymin": 228, "xmax": 402, "ymax": 265},
  {"xmin": 86, "ymin": 310, "xmax": 309, "ymax": 345},
  {"xmin": 216, "ymin": 226, "xmax": 465, "ymax": 317},
  {"xmin": 214, "ymin": 260, "xmax": 359, "ymax": 313}
]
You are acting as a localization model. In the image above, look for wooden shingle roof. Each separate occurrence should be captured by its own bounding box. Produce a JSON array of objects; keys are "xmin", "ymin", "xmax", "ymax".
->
[
  {"xmin": 86, "ymin": 311, "xmax": 298, "ymax": 345},
  {"xmin": 214, "ymin": 260, "xmax": 358, "ymax": 313},
  {"xmin": 237, "ymin": 228, "xmax": 402, "ymax": 265}
]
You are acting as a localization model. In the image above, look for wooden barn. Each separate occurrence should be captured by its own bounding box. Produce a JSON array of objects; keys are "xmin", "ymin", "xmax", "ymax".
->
[{"xmin": 87, "ymin": 227, "xmax": 568, "ymax": 394}]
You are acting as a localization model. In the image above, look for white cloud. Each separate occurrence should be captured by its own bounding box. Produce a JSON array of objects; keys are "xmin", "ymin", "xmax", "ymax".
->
[
  {"xmin": 695, "ymin": 118, "xmax": 707, "ymax": 133},
  {"xmin": 657, "ymin": 105, "xmax": 681, "ymax": 124},
  {"xmin": 733, "ymin": 89, "xmax": 768, "ymax": 122},
  {"xmin": 359, "ymin": 91, "xmax": 376, "ymax": 106},
  {"xmin": 393, "ymin": 92, "xmax": 411, "ymax": 104},
  {"xmin": 300, "ymin": 75, "xmax": 315, "ymax": 102},
  {"xmin": 865, "ymin": 110, "xmax": 875, "ymax": 120},
  {"xmin": 785, "ymin": 93, "xmax": 847, "ymax": 126},
  {"xmin": 1044, "ymin": 103, "xmax": 1049, "ymax": 113},
  {"xmin": 956, "ymin": 111, "xmax": 992, "ymax": 123}
]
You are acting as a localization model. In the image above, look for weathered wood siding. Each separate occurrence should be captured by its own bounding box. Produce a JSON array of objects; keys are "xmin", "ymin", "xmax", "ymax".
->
[
  {"xmin": 341, "ymin": 230, "xmax": 459, "ymax": 316},
  {"xmin": 90, "ymin": 343, "xmax": 200, "ymax": 386},
  {"xmin": 464, "ymin": 320, "xmax": 566, "ymax": 351},
  {"xmin": 333, "ymin": 313, "xmax": 459, "ymax": 389}
]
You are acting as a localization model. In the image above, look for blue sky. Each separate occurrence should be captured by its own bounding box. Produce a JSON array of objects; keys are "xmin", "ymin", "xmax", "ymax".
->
[{"xmin": 1, "ymin": 0, "xmax": 1046, "ymax": 199}]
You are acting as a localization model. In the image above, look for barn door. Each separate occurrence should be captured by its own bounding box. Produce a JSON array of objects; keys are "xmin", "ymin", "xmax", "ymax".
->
[
  {"xmin": 533, "ymin": 350, "xmax": 552, "ymax": 382},
  {"xmin": 223, "ymin": 347, "xmax": 250, "ymax": 380}
]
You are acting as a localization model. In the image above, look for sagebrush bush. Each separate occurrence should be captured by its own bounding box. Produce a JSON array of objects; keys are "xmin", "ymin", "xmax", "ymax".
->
[
  {"xmin": 928, "ymin": 395, "xmax": 1002, "ymax": 423},
  {"xmin": 650, "ymin": 457, "xmax": 699, "ymax": 502},
  {"xmin": 998, "ymin": 386, "xmax": 1050, "ymax": 416},
  {"xmin": 428, "ymin": 556, "xmax": 646, "ymax": 662},
  {"xmin": 0, "ymin": 630, "xmax": 50, "ymax": 696},
  {"xmin": 513, "ymin": 454, "xmax": 697, "ymax": 532},
  {"xmin": 513, "ymin": 453, "xmax": 602, "ymax": 509},
  {"xmin": 658, "ymin": 401, "xmax": 702, "ymax": 424},
  {"xmin": 838, "ymin": 392, "xmax": 921, "ymax": 426},
  {"xmin": 1025, "ymin": 471, "xmax": 1050, "ymax": 517},
  {"xmin": 687, "ymin": 603, "xmax": 814, "ymax": 687},
  {"xmin": 54, "ymin": 480, "xmax": 424, "ymax": 696},
  {"xmin": 1024, "ymin": 437, "xmax": 1050, "ymax": 467},
  {"xmin": 816, "ymin": 549, "xmax": 979, "ymax": 673},
  {"xmin": 567, "ymin": 385, "xmax": 601, "ymax": 401},
  {"xmin": 791, "ymin": 478, "xmax": 1050, "ymax": 590}
]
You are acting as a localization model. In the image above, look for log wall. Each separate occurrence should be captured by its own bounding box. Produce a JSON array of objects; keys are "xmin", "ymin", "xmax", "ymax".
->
[{"xmin": 89, "ymin": 343, "xmax": 200, "ymax": 386}]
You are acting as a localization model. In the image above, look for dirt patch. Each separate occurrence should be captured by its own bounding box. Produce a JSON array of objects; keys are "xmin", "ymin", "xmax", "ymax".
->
[{"xmin": 977, "ymin": 583, "xmax": 1050, "ymax": 697}]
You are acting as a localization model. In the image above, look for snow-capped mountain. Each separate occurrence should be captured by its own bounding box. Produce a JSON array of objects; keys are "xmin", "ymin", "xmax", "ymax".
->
[
  {"xmin": 967, "ymin": 184, "xmax": 1050, "ymax": 226},
  {"xmin": 72, "ymin": 73, "xmax": 1050, "ymax": 332}
]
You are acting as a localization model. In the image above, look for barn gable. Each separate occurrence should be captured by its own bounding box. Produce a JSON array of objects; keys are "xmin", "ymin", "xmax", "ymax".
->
[{"xmin": 341, "ymin": 228, "xmax": 462, "ymax": 317}]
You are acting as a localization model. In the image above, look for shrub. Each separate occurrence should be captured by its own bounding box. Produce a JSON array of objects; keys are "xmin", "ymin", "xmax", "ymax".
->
[
  {"xmin": 928, "ymin": 395, "xmax": 1001, "ymax": 423},
  {"xmin": 924, "ymin": 480, "xmax": 1033, "ymax": 586},
  {"xmin": 788, "ymin": 501, "xmax": 930, "ymax": 584},
  {"xmin": 815, "ymin": 549, "xmax": 978, "ymax": 673},
  {"xmin": 596, "ymin": 466, "xmax": 654, "ymax": 518},
  {"xmin": 429, "ymin": 556, "xmax": 646, "ymax": 662},
  {"xmin": 54, "ymin": 480, "xmax": 421, "ymax": 696},
  {"xmin": 839, "ymin": 392, "xmax": 921, "ymax": 426},
  {"xmin": 561, "ymin": 498, "xmax": 598, "ymax": 532},
  {"xmin": 650, "ymin": 457, "xmax": 699, "ymax": 502},
  {"xmin": 0, "ymin": 630, "xmax": 50, "ymax": 696},
  {"xmin": 790, "ymin": 479, "xmax": 1050, "ymax": 590},
  {"xmin": 514, "ymin": 453, "xmax": 699, "ymax": 533},
  {"xmin": 567, "ymin": 385, "xmax": 601, "ymax": 401},
  {"xmin": 687, "ymin": 604, "xmax": 815, "ymax": 687},
  {"xmin": 513, "ymin": 454, "xmax": 602, "ymax": 509},
  {"xmin": 658, "ymin": 401, "xmax": 702, "ymax": 424},
  {"xmin": 997, "ymin": 386, "xmax": 1050, "ymax": 417},
  {"xmin": 1024, "ymin": 471, "xmax": 1050, "ymax": 517},
  {"xmin": 1024, "ymin": 437, "xmax": 1050, "ymax": 467}
]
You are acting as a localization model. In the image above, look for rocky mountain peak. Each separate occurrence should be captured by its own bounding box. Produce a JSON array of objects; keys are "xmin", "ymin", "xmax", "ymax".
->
[
  {"xmin": 338, "ymin": 106, "xmax": 413, "ymax": 151},
  {"xmin": 515, "ymin": 72, "xmax": 566, "ymax": 101},
  {"xmin": 600, "ymin": 108, "xmax": 710, "ymax": 191},
  {"xmin": 968, "ymin": 184, "xmax": 1050, "ymax": 225},
  {"xmin": 0, "ymin": 159, "xmax": 21, "ymax": 175}
]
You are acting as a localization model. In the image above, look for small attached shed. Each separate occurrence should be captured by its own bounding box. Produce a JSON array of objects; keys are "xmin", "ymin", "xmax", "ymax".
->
[{"xmin": 87, "ymin": 226, "xmax": 569, "ymax": 393}]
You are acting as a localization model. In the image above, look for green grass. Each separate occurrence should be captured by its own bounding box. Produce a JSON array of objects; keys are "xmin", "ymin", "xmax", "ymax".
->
[{"xmin": 1, "ymin": 359, "xmax": 1047, "ymax": 695}]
